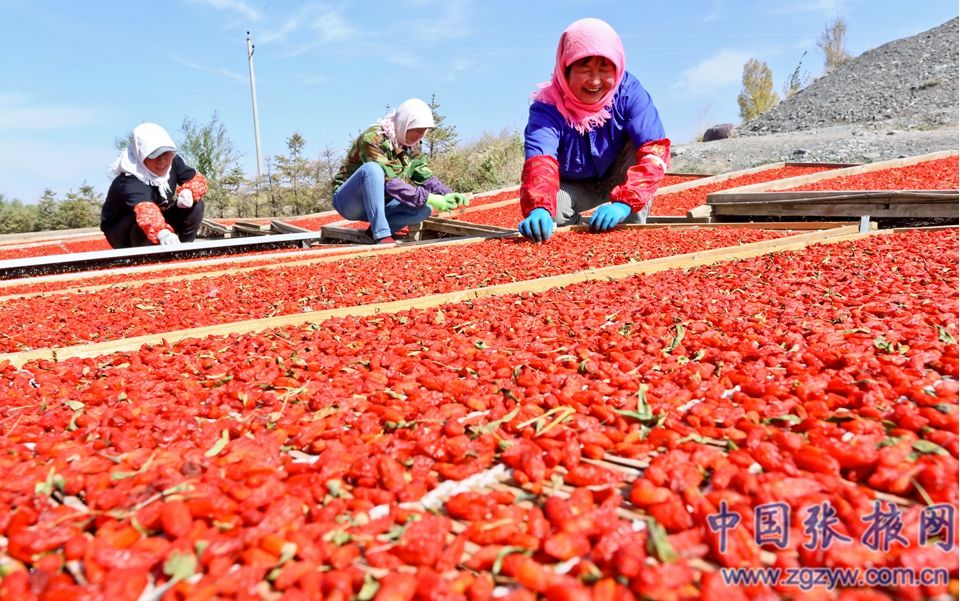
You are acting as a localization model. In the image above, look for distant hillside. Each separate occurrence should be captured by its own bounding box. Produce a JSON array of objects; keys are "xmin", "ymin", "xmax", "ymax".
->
[{"xmin": 741, "ymin": 18, "xmax": 959, "ymax": 135}]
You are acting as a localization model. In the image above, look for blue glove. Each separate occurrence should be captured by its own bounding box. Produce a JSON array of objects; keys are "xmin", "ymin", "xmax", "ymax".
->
[
  {"xmin": 518, "ymin": 208, "xmax": 555, "ymax": 242},
  {"xmin": 589, "ymin": 202, "xmax": 632, "ymax": 232}
]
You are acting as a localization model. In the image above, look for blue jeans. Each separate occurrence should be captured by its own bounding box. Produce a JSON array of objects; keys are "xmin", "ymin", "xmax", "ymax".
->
[{"xmin": 332, "ymin": 162, "xmax": 431, "ymax": 240}]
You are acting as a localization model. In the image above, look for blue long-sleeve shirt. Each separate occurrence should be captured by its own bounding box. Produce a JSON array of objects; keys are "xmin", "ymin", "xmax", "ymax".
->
[{"xmin": 524, "ymin": 72, "xmax": 665, "ymax": 181}]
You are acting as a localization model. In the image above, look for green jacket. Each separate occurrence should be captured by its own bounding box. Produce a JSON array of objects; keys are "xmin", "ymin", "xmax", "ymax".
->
[{"xmin": 334, "ymin": 125, "xmax": 436, "ymax": 191}]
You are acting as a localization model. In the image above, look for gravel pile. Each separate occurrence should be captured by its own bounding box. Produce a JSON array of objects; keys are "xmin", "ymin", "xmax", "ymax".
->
[
  {"xmin": 743, "ymin": 18, "xmax": 958, "ymax": 134},
  {"xmin": 671, "ymin": 18, "xmax": 959, "ymax": 174}
]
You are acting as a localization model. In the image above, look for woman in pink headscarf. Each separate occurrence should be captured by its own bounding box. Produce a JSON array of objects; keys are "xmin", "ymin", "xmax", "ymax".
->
[{"xmin": 518, "ymin": 18, "xmax": 670, "ymax": 242}]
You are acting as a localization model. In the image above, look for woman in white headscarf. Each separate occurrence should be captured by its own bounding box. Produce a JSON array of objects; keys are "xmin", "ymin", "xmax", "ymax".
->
[
  {"xmin": 332, "ymin": 98, "xmax": 468, "ymax": 244},
  {"xmin": 100, "ymin": 123, "xmax": 208, "ymax": 248}
]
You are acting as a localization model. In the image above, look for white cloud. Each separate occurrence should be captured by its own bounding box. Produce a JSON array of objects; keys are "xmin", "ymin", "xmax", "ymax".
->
[
  {"xmin": 310, "ymin": 10, "xmax": 355, "ymax": 42},
  {"xmin": 387, "ymin": 51, "xmax": 420, "ymax": 69},
  {"xmin": 400, "ymin": 0, "xmax": 470, "ymax": 42},
  {"xmin": 186, "ymin": 0, "xmax": 260, "ymax": 21},
  {"xmin": 259, "ymin": 17, "xmax": 303, "ymax": 44},
  {"xmin": 767, "ymin": 0, "xmax": 849, "ymax": 15},
  {"xmin": 297, "ymin": 73, "xmax": 330, "ymax": 85},
  {"xmin": 703, "ymin": 0, "xmax": 725, "ymax": 23},
  {"xmin": 674, "ymin": 49, "xmax": 753, "ymax": 95},
  {"xmin": 442, "ymin": 57, "xmax": 479, "ymax": 82},
  {"xmin": 0, "ymin": 94, "xmax": 105, "ymax": 131},
  {"xmin": 259, "ymin": 5, "xmax": 355, "ymax": 55},
  {"xmin": 172, "ymin": 57, "xmax": 246, "ymax": 82}
]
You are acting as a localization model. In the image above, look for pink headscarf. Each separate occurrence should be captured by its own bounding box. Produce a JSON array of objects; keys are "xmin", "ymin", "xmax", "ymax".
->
[{"xmin": 532, "ymin": 18, "xmax": 626, "ymax": 134}]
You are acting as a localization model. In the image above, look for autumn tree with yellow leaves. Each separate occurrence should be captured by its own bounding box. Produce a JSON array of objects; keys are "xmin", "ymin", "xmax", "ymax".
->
[{"xmin": 737, "ymin": 58, "xmax": 780, "ymax": 121}]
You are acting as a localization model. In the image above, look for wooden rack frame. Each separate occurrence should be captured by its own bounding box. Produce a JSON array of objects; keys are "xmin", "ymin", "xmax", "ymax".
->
[{"xmin": 706, "ymin": 150, "xmax": 959, "ymax": 219}]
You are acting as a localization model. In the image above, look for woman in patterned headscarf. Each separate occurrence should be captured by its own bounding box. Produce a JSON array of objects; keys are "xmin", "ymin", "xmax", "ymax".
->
[
  {"xmin": 332, "ymin": 98, "xmax": 468, "ymax": 244},
  {"xmin": 101, "ymin": 123, "xmax": 207, "ymax": 248},
  {"xmin": 518, "ymin": 18, "xmax": 671, "ymax": 242}
]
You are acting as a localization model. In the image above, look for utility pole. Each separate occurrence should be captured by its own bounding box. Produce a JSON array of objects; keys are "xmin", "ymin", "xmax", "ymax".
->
[{"xmin": 246, "ymin": 31, "xmax": 264, "ymax": 195}]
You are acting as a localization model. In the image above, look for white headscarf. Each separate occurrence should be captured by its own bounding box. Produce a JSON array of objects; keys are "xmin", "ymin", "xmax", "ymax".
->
[
  {"xmin": 377, "ymin": 98, "xmax": 436, "ymax": 149},
  {"xmin": 111, "ymin": 123, "xmax": 178, "ymax": 199}
]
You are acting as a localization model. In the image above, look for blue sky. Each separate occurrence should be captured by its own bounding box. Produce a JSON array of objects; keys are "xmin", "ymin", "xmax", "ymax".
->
[{"xmin": 0, "ymin": 0, "xmax": 956, "ymax": 203}]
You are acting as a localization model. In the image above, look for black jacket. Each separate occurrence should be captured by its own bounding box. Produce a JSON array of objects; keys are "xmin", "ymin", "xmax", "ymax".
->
[{"xmin": 101, "ymin": 156, "xmax": 197, "ymax": 231}]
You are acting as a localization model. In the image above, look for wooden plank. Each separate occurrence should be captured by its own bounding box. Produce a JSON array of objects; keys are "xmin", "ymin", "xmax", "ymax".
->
[
  {"xmin": 232, "ymin": 222, "xmax": 272, "ymax": 236},
  {"xmin": 320, "ymin": 225, "xmax": 373, "ymax": 244},
  {"xmin": 783, "ymin": 161, "xmax": 862, "ymax": 169},
  {"xmin": 200, "ymin": 219, "xmax": 231, "ymax": 235},
  {"xmin": 710, "ymin": 150, "xmax": 958, "ymax": 194},
  {"xmin": 422, "ymin": 217, "xmax": 515, "ymax": 236},
  {"xmin": 0, "ymin": 227, "xmax": 101, "ymax": 246},
  {"xmin": 270, "ymin": 220, "xmax": 310, "ymax": 234},
  {"xmin": 709, "ymin": 190, "xmax": 958, "ymax": 205},
  {"xmin": 713, "ymin": 202, "xmax": 958, "ymax": 219},
  {"xmin": 709, "ymin": 190, "xmax": 959, "ymax": 219},
  {"xmin": 686, "ymin": 205, "xmax": 713, "ymax": 220},
  {"xmin": 665, "ymin": 171, "xmax": 714, "ymax": 178},
  {"xmin": 614, "ymin": 222, "xmax": 854, "ymax": 230},
  {"xmin": 646, "ymin": 215, "xmax": 711, "ymax": 224},
  {"xmin": 0, "ymin": 226, "xmax": 861, "ymax": 367}
]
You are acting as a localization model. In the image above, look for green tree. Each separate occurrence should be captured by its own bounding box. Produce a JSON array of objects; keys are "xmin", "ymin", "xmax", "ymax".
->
[
  {"xmin": 425, "ymin": 93, "xmax": 459, "ymax": 158},
  {"xmin": 0, "ymin": 195, "xmax": 37, "ymax": 234},
  {"xmin": 737, "ymin": 58, "xmax": 779, "ymax": 121},
  {"xmin": 179, "ymin": 113, "xmax": 242, "ymax": 218},
  {"xmin": 818, "ymin": 17, "xmax": 851, "ymax": 73},
  {"xmin": 57, "ymin": 184, "xmax": 101, "ymax": 229},
  {"xmin": 783, "ymin": 51, "xmax": 812, "ymax": 99},
  {"xmin": 308, "ymin": 143, "xmax": 339, "ymax": 213},
  {"xmin": 274, "ymin": 132, "xmax": 311, "ymax": 215},
  {"xmin": 34, "ymin": 189, "xmax": 59, "ymax": 231}
]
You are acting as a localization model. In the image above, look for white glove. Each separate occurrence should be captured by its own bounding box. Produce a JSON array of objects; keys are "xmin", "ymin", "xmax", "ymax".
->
[
  {"xmin": 176, "ymin": 188, "xmax": 194, "ymax": 209},
  {"xmin": 157, "ymin": 229, "xmax": 181, "ymax": 246}
]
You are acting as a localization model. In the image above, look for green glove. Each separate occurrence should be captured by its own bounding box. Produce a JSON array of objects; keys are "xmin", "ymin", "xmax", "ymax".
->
[
  {"xmin": 445, "ymin": 192, "xmax": 469, "ymax": 207},
  {"xmin": 426, "ymin": 193, "xmax": 457, "ymax": 212}
]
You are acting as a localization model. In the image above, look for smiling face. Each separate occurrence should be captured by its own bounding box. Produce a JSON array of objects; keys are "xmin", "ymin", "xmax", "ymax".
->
[
  {"xmin": 143, "ymin": 151, "xmax": 175, "ymax": 177},
  {"xmin": 565, "ymin": 56, "xmax": 617, "ymax": 104}
]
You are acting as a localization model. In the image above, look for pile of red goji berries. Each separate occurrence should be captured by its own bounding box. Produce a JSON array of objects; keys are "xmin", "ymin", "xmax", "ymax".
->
[
  {"xmin": 283, "ymin": 213, "xmax": 346, "ymax": 231},
  {"xmin": 0, "ymin": 228, "xmax": 792, "ymax": 352},
  {"xmin": 786, "ymin": 157, "xmax": 959, "ymax": 191},
  {"xmin": 660, "ymin": 174, "xmax": 706, "ymax": 187},
  {"xmin": 0, "ymin": 238, "xmax": 111, "ymax": 262},
  {"xmin": 651, "ymin": 165, "xmax": 837, "ymax": 216}
]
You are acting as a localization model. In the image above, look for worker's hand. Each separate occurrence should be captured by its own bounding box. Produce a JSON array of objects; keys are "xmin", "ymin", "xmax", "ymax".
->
[
  {"xmin": 157, "ymin": 229, "xmax": 182, "ymax": 246},
  {"xmin": 588, "ymin": 201, "xmax": 632, "ymax": 232},
  {"xmin": 518, "ymin": 208, "xmax": 555, "ymax": 242},
  {"xmin": 426, "ymin": 193, "xmax": 457, "ymax": 212},
  {"xmin": 176, "ymin": 188, "xmax": 194, "ymax": 209},
  {"xmin": 445, "ymin": 192, "xmax": 469, "ymax": 208}
]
